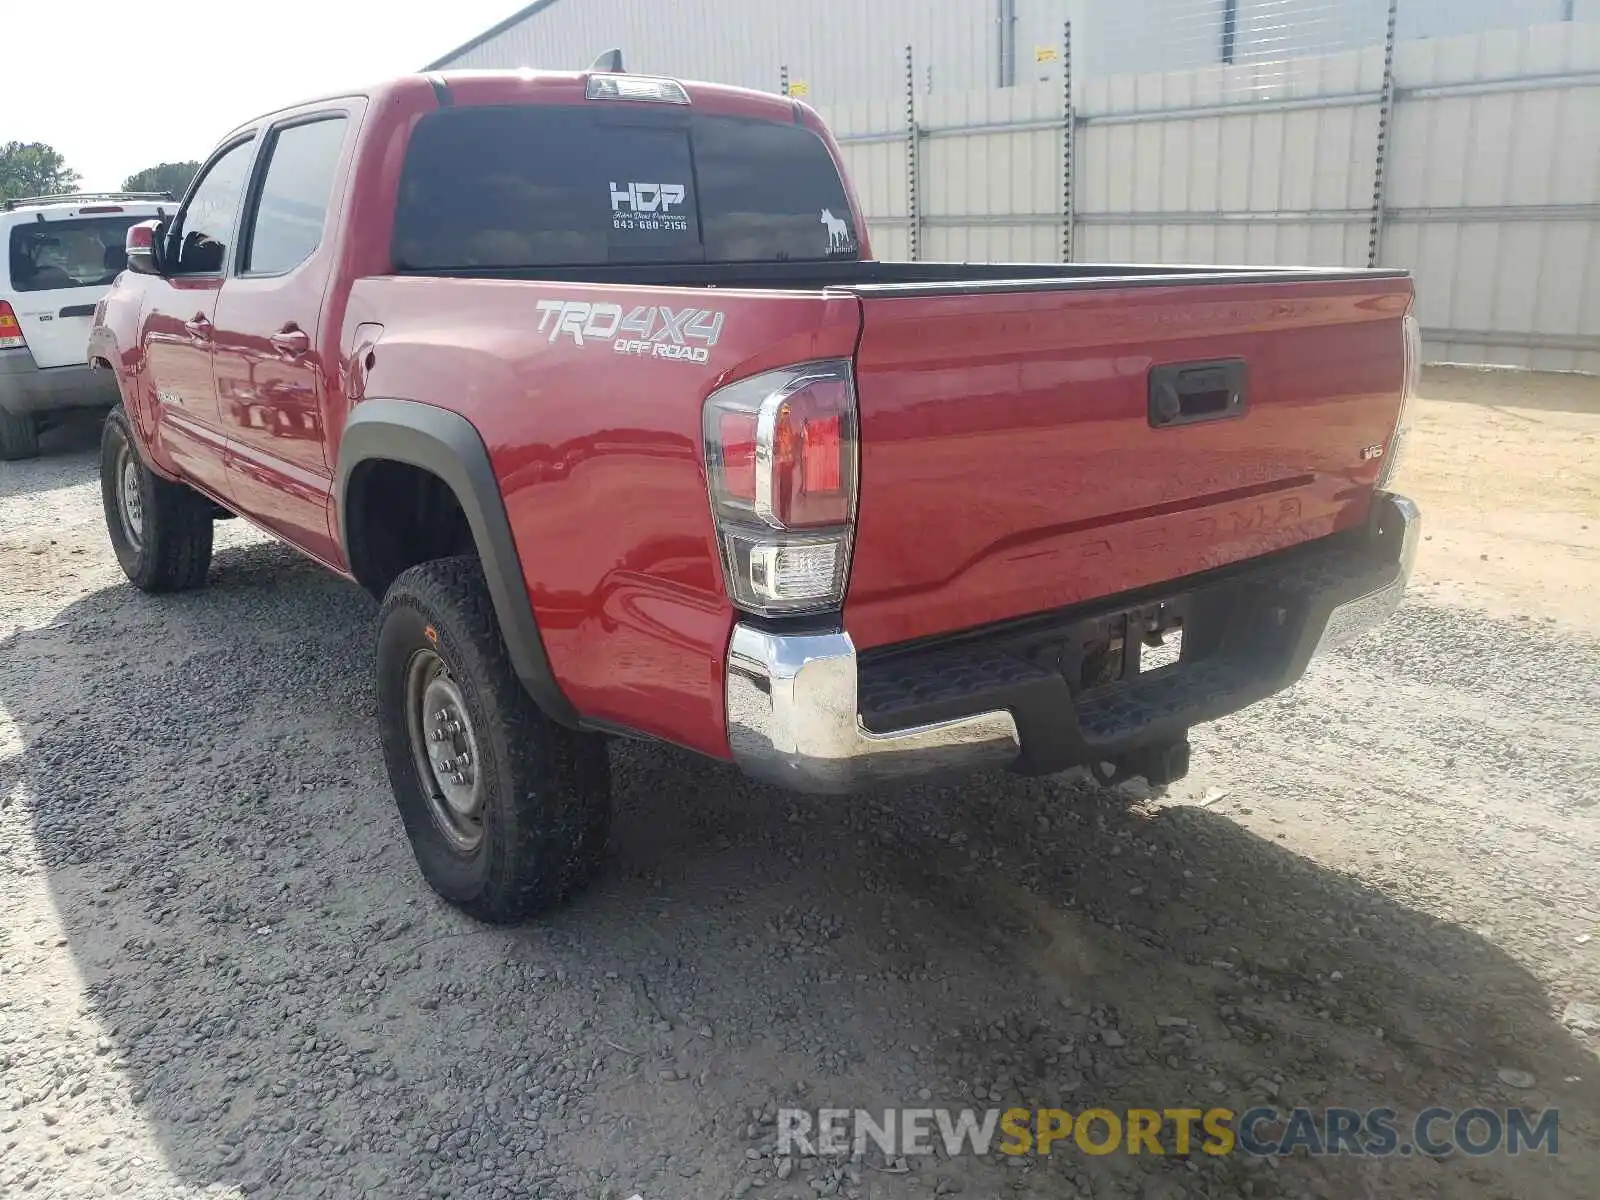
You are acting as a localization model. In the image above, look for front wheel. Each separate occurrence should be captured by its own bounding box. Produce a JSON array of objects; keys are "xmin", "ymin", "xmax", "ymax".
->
[
  {"xmin": 100, "ymin": 407, "xmax": 213, "ymax": 592},
  {"xmin": 376, "ymin": 557, "xmax": 611, "ymax": 923}
]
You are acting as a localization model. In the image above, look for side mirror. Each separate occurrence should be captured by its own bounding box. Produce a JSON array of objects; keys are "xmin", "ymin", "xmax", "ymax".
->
[{"xmin": 125, "ymin": 219, "xmax": 164, "ymax": 275}]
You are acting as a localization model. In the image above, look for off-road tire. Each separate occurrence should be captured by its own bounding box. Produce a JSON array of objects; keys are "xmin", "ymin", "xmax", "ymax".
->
[
  {"xmin": 376, "ymin": 556, "xmax": 612, "ymax": 923},
  {"xmin": 100, "ymin": 406, "xmax": 214, "ymax": 591},
  {"xmin": 0, "ymin": 407, "xmax": 40, "ymax": 461}
]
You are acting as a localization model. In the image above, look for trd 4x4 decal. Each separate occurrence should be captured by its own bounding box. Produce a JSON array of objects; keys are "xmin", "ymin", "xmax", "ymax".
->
[{"xmin": 535, "ymin": 300, "xmax": 724, "ymax": 364}]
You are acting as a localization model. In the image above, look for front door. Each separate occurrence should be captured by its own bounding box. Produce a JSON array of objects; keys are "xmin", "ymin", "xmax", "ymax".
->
[
  {"xmin": 140, "ymin": 136, "xmax": 257, "ymax": 498},
  {"xmin": 212, "ymin": 114, "xmax": 351, "ymax": 565}
]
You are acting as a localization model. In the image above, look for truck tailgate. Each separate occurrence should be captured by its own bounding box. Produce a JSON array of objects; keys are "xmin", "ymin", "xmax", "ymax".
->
[{"xmin": 844, "ymin": 275, "xmax": 1413, "ymax": 650}]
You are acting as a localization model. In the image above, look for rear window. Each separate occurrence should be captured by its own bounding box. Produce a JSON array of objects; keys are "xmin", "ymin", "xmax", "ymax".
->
[
  {"xmin": 7, "ymin": 216, "xmax": 143, "ymax": 292},
  {"xmin": 392, "ymin": 105, "xmax": 860, "ymax": 271}
]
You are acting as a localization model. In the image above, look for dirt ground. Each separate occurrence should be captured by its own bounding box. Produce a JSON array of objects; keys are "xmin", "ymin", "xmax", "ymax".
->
[
  {"xmin": 1, "ymin": 365, "xmax": 1597, "ymax": 1200},
  {"xmin": 1400, "ymin": 367, "xmax": 1599, "ymax": 631}
]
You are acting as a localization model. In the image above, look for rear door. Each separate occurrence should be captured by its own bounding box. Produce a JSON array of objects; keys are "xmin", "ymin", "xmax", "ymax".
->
[
  {"xmin": 213, "ymin": 110, "xmax": 353, "ymax": 564},
  {"xmin": 140, "ymin": 136, "xmax": 257, "ymax": 497},
  {"xmin": 6, "ymin": 207, "xmax": 159, "ymax": 368}
]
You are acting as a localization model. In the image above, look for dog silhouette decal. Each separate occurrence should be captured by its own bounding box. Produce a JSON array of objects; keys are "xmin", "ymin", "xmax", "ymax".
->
[{"xmin": 820, "ymin": 208, "xmax": 852, "ymax": 252}]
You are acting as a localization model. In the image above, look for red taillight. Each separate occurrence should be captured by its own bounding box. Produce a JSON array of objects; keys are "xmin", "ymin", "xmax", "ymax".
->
[
  {"xmin": 766, "ymin": 381, "xmax": 851, "ymax": 528},
  {"xmin": 702, "ymin": 360, "xmax": 859, "ymax": 614},
  {"xmin": 718, "ymin": 411, "xmax": 758, "ymax": 503},
  {"xmin": 0, "ymin": 302, "xmax": 24, "ymax": 351},
  {"xmin": 803, "ymin": 413, "xmax": 843, "ymax": 494},
  {"xmin": 79, "ymin": 205, "xmax": 124, "ymax": 214}
]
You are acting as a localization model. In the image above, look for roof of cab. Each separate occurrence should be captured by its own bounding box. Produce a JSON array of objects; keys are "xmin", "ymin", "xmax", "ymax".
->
[{"xmin": 219, "ymin": 68, "xmax": 801, "ymax": 143}]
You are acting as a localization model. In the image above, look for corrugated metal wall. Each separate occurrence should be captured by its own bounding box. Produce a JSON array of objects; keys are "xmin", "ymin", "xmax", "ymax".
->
[
  {"xmin": 1384, "ymin": 26, "xmax": 1600, "ymax": 368},
  {"xmin": 820, "ymin": 21, "xmax": 1600, "ymax": 373},
  {"xmin": 1071, "ymin": 46, "xmax": 1386, "ymax": 268},
  {"xmin": 433, "ymin": 4, "xmax": 1600, "ymax": 371},
  {"xmin": 431, "ymin": 0, "xmax": 1597, "ymax": 101},
  {"xmin": 1072, "ymin": 0, "xmax": 1580, "ymax": 79}
]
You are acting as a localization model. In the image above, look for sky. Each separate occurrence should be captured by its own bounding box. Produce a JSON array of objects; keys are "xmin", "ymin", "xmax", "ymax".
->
[{"xmin": 7, "ymin": 0, "xmax": 525, "ymax": 190}]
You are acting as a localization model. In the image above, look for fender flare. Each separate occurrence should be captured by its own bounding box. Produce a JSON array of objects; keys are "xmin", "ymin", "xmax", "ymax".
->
[
  {"xmin": 85, "ymin": 323, "xmax": 119, "ymax": 370},
  {"xmin": 336, "ymin": 398, "xmax": 579, "ymax": 727}
]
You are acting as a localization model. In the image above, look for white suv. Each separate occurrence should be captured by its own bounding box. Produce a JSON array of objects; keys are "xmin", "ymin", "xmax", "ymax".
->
[{"xmin": 1, "ymin": 192, "xmax": 174, "ymax": 459}]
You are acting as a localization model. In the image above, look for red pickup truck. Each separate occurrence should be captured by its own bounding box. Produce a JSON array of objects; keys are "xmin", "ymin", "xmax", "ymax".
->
[{"xmin": 89, "ymin": 68, "xmax": 1421, "ymax": 923}]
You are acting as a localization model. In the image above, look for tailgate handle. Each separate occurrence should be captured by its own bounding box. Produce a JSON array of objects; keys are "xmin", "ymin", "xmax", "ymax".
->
[{"xmin": 1149, "ymin": 358, "xmax": 1247, "ymax": 428}]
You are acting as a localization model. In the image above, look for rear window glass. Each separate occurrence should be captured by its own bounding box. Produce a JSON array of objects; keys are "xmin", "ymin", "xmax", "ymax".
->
[
  {"xmin": 7, "ymin": 216, "xmax": 143, "ymax": 292},
  {"xmin": 392, "ymin": 105, "xmax": 860, "ymax": 271}
]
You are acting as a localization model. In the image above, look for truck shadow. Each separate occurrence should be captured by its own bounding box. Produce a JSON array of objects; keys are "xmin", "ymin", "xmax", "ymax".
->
[{"xmin": 1, "ymin": 542, "xmax": 1596, "ymax": 1199}]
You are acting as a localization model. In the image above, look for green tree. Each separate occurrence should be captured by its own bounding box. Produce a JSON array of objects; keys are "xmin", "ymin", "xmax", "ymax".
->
[
  {"xmin": 121, "ymin": 161, "xmax": 200, "ymax": 198},
  {"xmin": 0, "ymin": 141, "xmax": 81, "ymax": 201}
]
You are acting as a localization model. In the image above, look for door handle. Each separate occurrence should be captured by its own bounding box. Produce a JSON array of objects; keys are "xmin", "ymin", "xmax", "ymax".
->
[
  {"xmin": 184, "ymin": 314, "xmax": 212, "ymax": 340},
  {"xmin": 1148, "ymin": 358, "xmax": 1247, "ymax": 428},
  {"xmin": 270, "ymin": 327, "xmax": 311, "ymax": 357}
]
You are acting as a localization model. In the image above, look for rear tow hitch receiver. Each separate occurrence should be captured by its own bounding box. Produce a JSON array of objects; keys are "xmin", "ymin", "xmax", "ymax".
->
[{"xmin": 1089, "ymin": 738, "xmax": 1192, "ymax": 789}]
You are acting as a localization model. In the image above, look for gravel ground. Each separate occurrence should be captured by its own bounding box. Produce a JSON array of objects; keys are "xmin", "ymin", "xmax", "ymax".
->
[{"xmin": 2, "ymin": 367, "xmax": 1597, "ymax": 1200}]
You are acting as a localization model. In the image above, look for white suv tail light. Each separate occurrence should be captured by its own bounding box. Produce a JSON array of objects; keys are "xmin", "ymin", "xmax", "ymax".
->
[
  {"xmin": 0, "ymin": 302, "xmax": 25, "ymax": 350},
  {"xmin": 703, "ymin": 360, "xmax": 859, "ymax": 615}
]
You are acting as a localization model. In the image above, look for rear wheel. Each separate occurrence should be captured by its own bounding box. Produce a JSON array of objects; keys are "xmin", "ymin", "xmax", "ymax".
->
[
  {"xmin": 0, "ymin": 408, "xmax": 40, "ymax": 461},
  {"xmin": 100, "ymin": 407, "xmax": 213, "ymax": 591},
  {"xmin": 376, "ymin": 557, "xmax": 611, "ymax": 923}
]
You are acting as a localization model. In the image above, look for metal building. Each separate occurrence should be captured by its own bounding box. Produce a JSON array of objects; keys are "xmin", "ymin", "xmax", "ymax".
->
[
  {"xmin": 429, "ymin": 0, "xmax": 1063, "ymax": 98},
  {"xmin": 428, "ymin": 0, "xmax": 1592, "ymax": 101}
]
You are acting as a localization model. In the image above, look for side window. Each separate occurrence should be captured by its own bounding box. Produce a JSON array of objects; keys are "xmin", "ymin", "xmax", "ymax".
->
[
  {"xmin": 171, "ymin": 139, "xmax": 256, "ymax": 275},
  {"xmin": 242, "ymin": 117, "xmax": 347, "ymax": 275}
]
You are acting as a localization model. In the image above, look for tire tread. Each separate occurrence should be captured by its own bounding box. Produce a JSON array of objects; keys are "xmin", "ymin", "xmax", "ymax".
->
[
  {"xmin": 101, "ymin": 407, "xmax": 213, "ymax": 592},
  {"xmin": 377, "ymin": 557, "xmax": 610, "ymax": 922},
  {"xmin": 0, "ymin": 408, "xmax": 40, "ymax": 461}
]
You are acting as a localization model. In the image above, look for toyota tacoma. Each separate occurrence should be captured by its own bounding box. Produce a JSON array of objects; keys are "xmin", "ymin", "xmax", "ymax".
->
[{"xmin": 89, "ymin": 67, "xmax": 1421, "ymax": 922}]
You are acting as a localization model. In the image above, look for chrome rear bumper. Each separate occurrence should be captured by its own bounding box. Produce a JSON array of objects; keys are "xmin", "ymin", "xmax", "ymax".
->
[
  {"xmin": 726, "ymin": 492, "xmax": 1419, "ymax": 794},
  {"xmin": 725, "ymin": 626, "xmax": 1020, "ymax": 794},
  {"xmin": 1313, "ymin": 492, "xmax": 1421, "ymax": 653}
]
